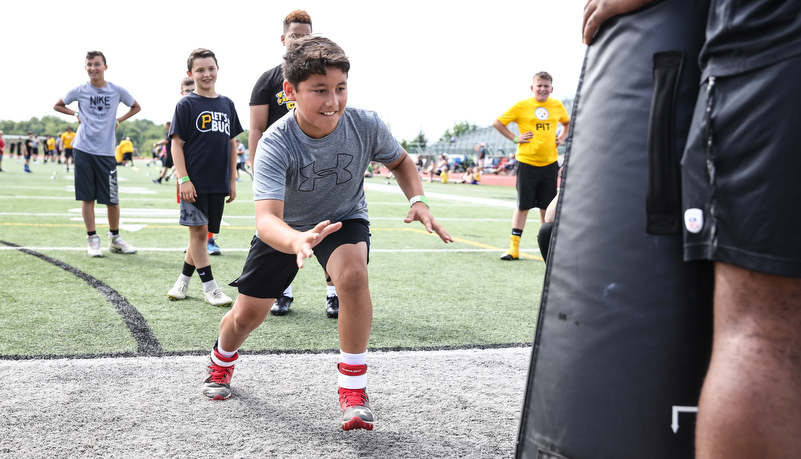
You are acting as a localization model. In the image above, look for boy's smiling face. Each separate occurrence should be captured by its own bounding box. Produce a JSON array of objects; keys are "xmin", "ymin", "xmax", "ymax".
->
[
  {"xmin": 531, "ymin": 78, "xmax": 553, "ymax": 103},
  {"xmin": 285, "ymin": 67, "xmax": 348, "ymax": 139},
  {"xmin": 188, "ymin": 57, "xmax": 218, "ymax": 95},
  {"xmin": 85, "ymin": 56, "xmax": 107, "ymax": 85}
]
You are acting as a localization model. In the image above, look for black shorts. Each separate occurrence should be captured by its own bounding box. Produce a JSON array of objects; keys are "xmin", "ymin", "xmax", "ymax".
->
[
  {"xmin": 73, "ymin": 149, "xmax": 119, "ymax": 205},
  {"xmin": 236, "ymin": 162, "xmax": 247, "ymax": 171},
  {"xmin": 515, "ymin": 161, "xmax": 558, "ymax": 211},
  {"xmin": 122, "ymin": 152, "xmax": 133, "ymax": 162},
  {"xmin": 179, "ymin": 193, "xmax": 226, "ymax": 233},
  {"xmin": 64, "ymin": 148, "xmax": 73, "ymax": 159},
  {"xmin": 682, "ymin": 54, "xmax": 801, "ymax": 278},
  {"xmin": 162, "ymin": 151, "xmax": 174, "ymax": 169},
  {"xmin": 231, "ymin": 219, "xmax": 371, "ymax": 299}
]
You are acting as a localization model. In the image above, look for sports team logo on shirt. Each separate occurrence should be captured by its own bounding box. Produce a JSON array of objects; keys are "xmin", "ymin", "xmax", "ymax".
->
[
  {"xmin": 195, "ymin": 111, "xmax": 231, "ymax": 135},
  {"xmin": 275, "ymin": 90, "xmax": 296, "ymax": 110},
  {"xmin": 535, "ymin": 107, "xmax": 549, "ymax": 121}
]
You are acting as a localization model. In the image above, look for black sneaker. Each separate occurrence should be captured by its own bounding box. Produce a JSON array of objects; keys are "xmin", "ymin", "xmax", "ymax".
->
[
  {"xmin": 271, "ymin": 295, "xmax": 293, "ymax": 316},
  {"xmin": 326, "ymin": 295, "xmax": 339, "ymax": 319}
]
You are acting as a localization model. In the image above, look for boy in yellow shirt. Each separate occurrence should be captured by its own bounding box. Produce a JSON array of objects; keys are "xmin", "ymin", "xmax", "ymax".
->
[{"xmin": 492, "ymin": 71, "xmax": 570, "ymax": 260}]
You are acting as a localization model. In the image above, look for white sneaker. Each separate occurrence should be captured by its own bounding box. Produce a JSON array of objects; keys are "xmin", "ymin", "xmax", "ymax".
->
[
  {"xmin": 109, "ymin": 234, "xmax": 137, "ymax": 254},
  {"xmin": 167, "ymin": 280, "xmax": 188, "ymax": 301},
  {"xmin": 204, "ymin": 287, "xmax": 233, "ymax": 307},
  {"xmin": 87, "ymin": 235, "xmax": 102, "ymax": 257}
]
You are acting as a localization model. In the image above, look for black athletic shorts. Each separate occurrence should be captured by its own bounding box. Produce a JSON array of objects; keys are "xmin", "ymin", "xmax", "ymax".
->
[
  {"xmin": 515, "ymin": 161, "xmax": 558, "ymax": 211},
  {"xmin": 682, "ymin": 53, "xmax": 801, "ymax": 278},
  {"xmin": 73, "ymin": 149, "xmax": 119, "ymax": 205},
  {"xmin": 230, "ymin": 219, "xmax": 371, "ymax": 299},
  {"xmin": 64, "ymin": 148, "xmax": 73, "ymax": 159},
  {"xmin": 162, "ymin": 151, "xmax": 174, "ymax": 169},
  {"xmin": 179, "ymin": 193, "xmax": 226, "ymax": 233}
]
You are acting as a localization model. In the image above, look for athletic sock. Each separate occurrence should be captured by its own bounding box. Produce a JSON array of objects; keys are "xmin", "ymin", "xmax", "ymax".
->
[
  {"xmin": 215, "ymin": 341, "xmax": 238, "ymax": 359},
  {"xmin": 110, "ymin": 229, "xmax": 120, "ymax": 236},
  {"xmin": 283, "ymin": 285, "xmax": 293, "ymax": 298},
  {"xmin": 87, "ymin": 231, "xmax": 97, "ymax": 237},
  {"xmin": 338, "ymin": 350, "xmax": 368, "ymax": 389},
  {"xmin": 197, "ymin": 265, "xmax": 217, "ymax": 292},
  {"xmin": 512, "ymin": 228, "xmax": 523, "ymax": 237},
  {"xmin": 327, "ymin": 285, "xmax": 337, "ymax": 298},
  {"xmin": 182, "ymin": 262, "xmax": 196, "ymax": 278}
]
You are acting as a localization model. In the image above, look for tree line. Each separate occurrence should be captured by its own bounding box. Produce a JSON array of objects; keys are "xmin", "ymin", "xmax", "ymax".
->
[{"xmin": 0, "ymin": 116, "xmax": 249, "ymax": 156}]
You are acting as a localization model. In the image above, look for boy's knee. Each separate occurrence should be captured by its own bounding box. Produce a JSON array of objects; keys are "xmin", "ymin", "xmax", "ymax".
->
[{"xmin": 331, "ymin": 265, "xmax": 369, "ymax": 292}]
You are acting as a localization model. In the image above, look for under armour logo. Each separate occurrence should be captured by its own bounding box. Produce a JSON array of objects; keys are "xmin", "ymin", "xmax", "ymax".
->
[{"xmin": 298, "ymin": 154, "xmax": 353, "ymax": 191}]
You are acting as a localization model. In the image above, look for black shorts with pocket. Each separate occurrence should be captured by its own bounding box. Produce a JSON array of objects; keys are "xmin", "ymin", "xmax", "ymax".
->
[
  {"xmin": 682, "ymin": 54, "xmax": 801, "ymax": 278},
  {"xmin": 230, "ymin": 219, "xmax": 371, "ymax": 299}
]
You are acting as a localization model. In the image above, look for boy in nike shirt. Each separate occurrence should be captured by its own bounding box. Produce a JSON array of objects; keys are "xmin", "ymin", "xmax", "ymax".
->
[
  {"xmin": 54, "ymin": 50, "xmax": 141, "ymax": 257},
  {"xmin": 201, "ymin": 36, "xmax": 453, "ymax": 431}
]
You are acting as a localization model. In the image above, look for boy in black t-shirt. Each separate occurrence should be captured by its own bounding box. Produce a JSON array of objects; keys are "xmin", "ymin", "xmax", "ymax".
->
[{"xmin": 166, "ymin": 49, "xmax": 243, "ymax": 307}]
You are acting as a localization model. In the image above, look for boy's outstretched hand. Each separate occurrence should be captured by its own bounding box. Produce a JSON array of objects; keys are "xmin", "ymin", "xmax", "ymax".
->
[
  {"xmin": 294, "ymin": 220, "xmax": 343, "ymax": 268},
  {"xmin": 404, "ymin": 204, "xmax": 454, "ymax": 244}
]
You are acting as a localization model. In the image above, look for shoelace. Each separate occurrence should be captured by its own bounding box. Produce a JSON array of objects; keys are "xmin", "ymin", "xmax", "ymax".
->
[
  {"xmin": 208, "ymin": 364, "xmax": 233, "ymax": 383},
  {"xmin": 339, "ymin": 388, "xmax": 368, "ymax": 407}
]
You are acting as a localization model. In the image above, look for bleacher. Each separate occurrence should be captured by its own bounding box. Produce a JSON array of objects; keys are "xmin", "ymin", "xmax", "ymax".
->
[{"xmin": 406, "ymin": 123, "xmax": 566, "ymax": 173}]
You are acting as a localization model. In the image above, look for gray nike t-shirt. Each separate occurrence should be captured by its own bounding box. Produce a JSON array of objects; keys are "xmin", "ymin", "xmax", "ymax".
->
[{"xmin": 253, "ymin": 107, "xmax": 403, "ymax": 231}]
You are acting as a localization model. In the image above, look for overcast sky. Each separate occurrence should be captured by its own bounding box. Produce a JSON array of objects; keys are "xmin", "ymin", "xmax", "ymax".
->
[{"xmin": 2, "ymin": 0, "xmax": 586, "ymax": 143}]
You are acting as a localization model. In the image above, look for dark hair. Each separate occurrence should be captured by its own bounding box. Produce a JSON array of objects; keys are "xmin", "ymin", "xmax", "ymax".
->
[
  {"xmin": 283, "ymin": 36, "xmax": 350, "ymax": 87},
  {"xmin": 283, "ymin": 9, "xmax": 312, "ymax": 34},
  {"xmin": 181, "ymin": 76, "xmax": 194, "ymax": 89},
  {"xmin": 187, "ymin": 48, "xmax": 218, "ymax": 72},
  {"xmin": 534, "ymin": 71, "xmax": 553, "ymax": 83},
  {"xmin": 86, "ymin": 51, "xmax": 107, "ymax": 65}
]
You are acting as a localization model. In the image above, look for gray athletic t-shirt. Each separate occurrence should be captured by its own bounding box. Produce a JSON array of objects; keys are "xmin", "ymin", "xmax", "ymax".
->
[
  {"xmin": 253, "ymin": 106, "xmax": 403, "ymax": 231},
  {"xmin": 63, "ymin": 81, "xmax": 136, "ymax": 156}
]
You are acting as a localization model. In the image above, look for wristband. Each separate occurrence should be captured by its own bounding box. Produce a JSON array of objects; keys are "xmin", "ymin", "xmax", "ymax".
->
[
  {"xmin": 178, "ymin": 176, "xmax": 191, "ymax": 184},
  {"xmin": 513, "ymin": 136, "xmax": 518, "ymax": 143},
  {"xmin": 409, "ymin": 195, "xmax": 429, "ymax": 208},
  {"xmin": 74, "ymin": 111, "xmax": 79, "ymax": 117}
]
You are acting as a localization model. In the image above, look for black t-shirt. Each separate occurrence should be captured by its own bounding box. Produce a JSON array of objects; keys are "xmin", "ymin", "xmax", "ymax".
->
[
  {"xmin": 701, "ymin": 0, "xmax": 801, "ymax": 78},
  {"xmin": 170, "ymin": 93, "xmax": 244, "ymax": 194},
  {"xmin": 249, "ymin": 64, "xmax": 294, "ymax": 129}
]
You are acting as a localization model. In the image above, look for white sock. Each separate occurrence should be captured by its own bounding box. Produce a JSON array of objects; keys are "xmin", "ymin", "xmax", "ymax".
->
[
  {"xmin": 178, "ymin": 274, "xmax": 192, "ymax": 284},
  {"xmin": 338, "ymin": 350, "xmax": 368, "ymax": 389},
  {"xmin": 283, "ymin": 285, "xmax": 293, "ymax": 298},
  {"xmin": 327, "ymin": 285, "xmax": 337, "ymax": 298},
  {"xmin": 216, "ymin": 342, "xmax": 238, "ymax": 359},
  {"xmin": 203, "ymin": 279, "xmax": 219, "ymax": 293}
]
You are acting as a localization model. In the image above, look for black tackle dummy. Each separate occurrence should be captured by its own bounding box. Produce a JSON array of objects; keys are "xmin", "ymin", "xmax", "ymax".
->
[{"xmin": 516, "ymin": 1, "xmax": 714, "ymax": 458}]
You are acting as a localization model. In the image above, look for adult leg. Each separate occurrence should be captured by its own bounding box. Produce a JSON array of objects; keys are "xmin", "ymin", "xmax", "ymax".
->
[
  {"xmin": 696, "ymin": 262, "xmax": 801, "ymax": 458},
  {"xmin": 326, "ymin": 242, "xmax": 371, "ymax": 353}
]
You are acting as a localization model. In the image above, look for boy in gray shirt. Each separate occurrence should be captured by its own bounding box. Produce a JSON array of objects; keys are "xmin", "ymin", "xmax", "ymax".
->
[
  {"xmin": 201, "ymin": 36, "xmax": 453, "ymax": 431},
  {"xmin": 54, "ymin": 50, "xmax": 141, "ymax": 257}
]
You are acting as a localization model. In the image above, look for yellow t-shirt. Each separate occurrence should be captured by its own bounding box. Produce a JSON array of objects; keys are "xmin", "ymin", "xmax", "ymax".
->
[
  {"xmin": 497, "ymin": 97, "xmax": 569, "ymax": 167},
  {"xmin": 61, "ymin": 131, "xmax": 76, "ymax": 149},
  {"xmin": 119, "ymin": 139, "xmax": 133, "ymax": 154},
  {"xmin": 115, "ymin": 145, "xmax": 123, "ymax": 163},
  {"xmin": 46, "ymin": 138, "xmax": 55, "ymax": 151}
]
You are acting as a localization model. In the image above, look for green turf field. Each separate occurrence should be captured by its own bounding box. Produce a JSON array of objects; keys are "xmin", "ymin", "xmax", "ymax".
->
[{"xmin": 0, "ymin": 159, "xmax": 544, "ymax": 358}]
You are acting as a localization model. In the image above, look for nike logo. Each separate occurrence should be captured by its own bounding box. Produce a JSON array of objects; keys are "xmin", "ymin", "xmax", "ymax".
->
[
  {"xmin": 198, "ymin": 271, "xmax": 206, "ymax": 276},
  {"xmin": 110, "ymin": 170, "xmax": 117, "ymax": 175}
]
